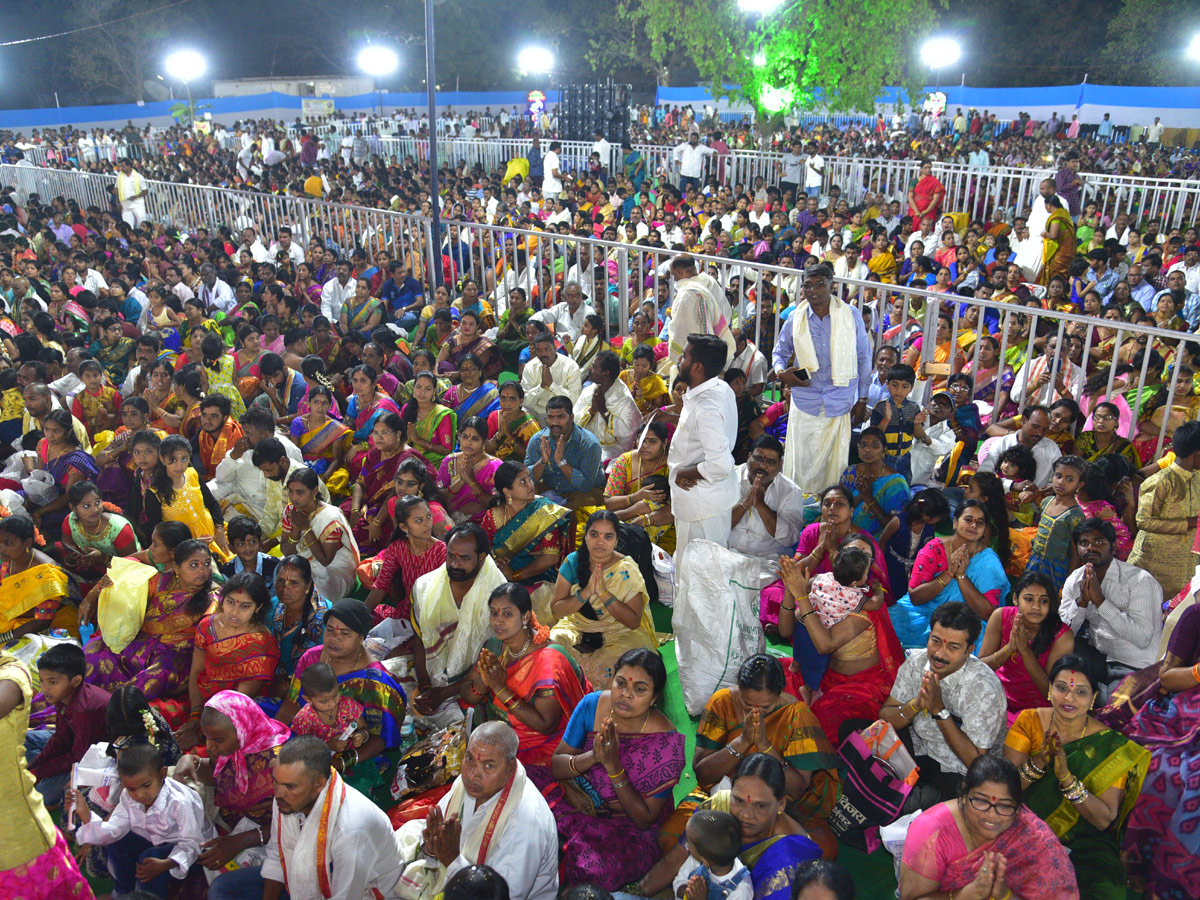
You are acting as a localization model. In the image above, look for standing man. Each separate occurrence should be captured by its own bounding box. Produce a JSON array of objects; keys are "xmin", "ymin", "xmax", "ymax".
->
[
  {"xmin": 669, "ymin": 334, "xmax": 739, "ymax": 568},
  {"xmin": 541, "ymin": 141, "xmax": 563, "ymax": 201},
  {"xmin": 673, "ymin": 131, "xmax": 715, "ymax": 193},
  {"xmin": 666, "ymin": 254, "xmax": 736, "ymax": 369},
  {"xmin": 803, "ymin": 141, "xmax": 825, "ymax": 199},
  {"xmin": 115, "ymin": 159, "xmax": 147, "ymax": 226},
  {"xmin": 771, "ymin": 263, "xmax": 872, "ymax": 494}
]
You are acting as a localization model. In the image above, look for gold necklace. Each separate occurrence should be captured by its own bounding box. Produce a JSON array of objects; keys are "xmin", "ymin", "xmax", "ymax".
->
[
  {"xmin": 75, "ymin": 515, "xmax": 109, "ymax": 539},
  {"xmin": 501, "ymin": 628, "xmax": 533, "ymax": 663},
  {"xmin": 1050, "ymin": 709, "xmax": 1088, "ymax": 744}
]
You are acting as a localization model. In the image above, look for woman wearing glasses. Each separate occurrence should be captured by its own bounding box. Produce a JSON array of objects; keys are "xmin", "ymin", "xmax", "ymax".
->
[
  {"xmin": 1002, "ymin": 655, "xmax": 1148, "ymax": 900},
  {"xmin": 899, "ymin": 755, "xmax": 1079, "ymax": 900}
]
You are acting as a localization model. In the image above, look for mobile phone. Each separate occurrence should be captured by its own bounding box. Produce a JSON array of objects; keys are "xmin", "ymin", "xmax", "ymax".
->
[{"xmin": 795, "ymin": 368, "xmax": 810, "ymax": 382}]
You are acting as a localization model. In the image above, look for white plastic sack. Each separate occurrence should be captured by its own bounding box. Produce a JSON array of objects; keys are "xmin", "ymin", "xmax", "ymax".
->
[
  {"xmin": 673, "ymin": 540, "xmax": 775, "ymax": 715},
  {"xmin": 880, "ymin": 810, "xmax": 923, "ymax": 881}
]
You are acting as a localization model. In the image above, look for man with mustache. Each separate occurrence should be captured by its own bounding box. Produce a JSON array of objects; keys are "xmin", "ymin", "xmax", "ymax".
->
[
  {"xmin": 882, "ymin": 602, "xmax": 1006, "ymax": 805},
  {"xmin": 728, "ymin": 435, "xmax": 806, "ymax": 561},
  {"xmin": 409, "ymin": 524, "xmax": 507, "ymax": 717},
  {"xmin": 1060, "ymin": 518, "xmax": 1164, "ymax": 693}
]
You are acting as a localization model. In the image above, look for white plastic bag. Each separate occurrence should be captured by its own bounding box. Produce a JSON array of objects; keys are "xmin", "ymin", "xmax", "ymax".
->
[
  {"xmin": 880, "ymin": 810, "xmax": 923, "ymax": 881},
  {"xmin": 651, "ymin": 543, "xmax": 676, "ymax": 608},
  {"xmin": 673, "ymin": 540, "xmax": 775, "ymax": 715}
]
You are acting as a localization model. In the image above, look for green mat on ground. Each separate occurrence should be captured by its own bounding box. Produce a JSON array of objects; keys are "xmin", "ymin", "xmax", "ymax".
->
[{"xmin": 652, "ymin": 601, "xmax": 901, "ymax": 900}]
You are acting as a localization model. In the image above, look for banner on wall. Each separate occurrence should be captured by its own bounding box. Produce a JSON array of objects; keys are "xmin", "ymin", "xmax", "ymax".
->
[{"xmin": 301, "ymin": 98, "xmax": 335, "ymax": 120}]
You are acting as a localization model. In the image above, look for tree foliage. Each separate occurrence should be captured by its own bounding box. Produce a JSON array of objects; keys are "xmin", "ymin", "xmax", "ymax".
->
[
  {"xmin": 632, "ymin": 0, "xmax": 947, "ymax": 117},
  {"xmin": 65, "ymin": 0, "xmax": 184, "ymax": 101},
  {"xmin": 1097, "ymin": 0, "xmax": 1195, "ymax": 86}
]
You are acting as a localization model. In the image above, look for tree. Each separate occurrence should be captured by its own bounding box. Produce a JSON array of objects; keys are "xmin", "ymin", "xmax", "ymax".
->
[
  {"xmin": 580, "ymin": 1, "xmax": 698, "ymax": 86},
  {"xmin": 64, "ymin": 0, "xmax": 187, "ymax": 101},
  {"xmin": 1098, "ymin": 0, "xmax": 1195, "ymax": 86},
  {"xmin": 633, "ymin": 0, "xmax": 946, "ymax": 119}
]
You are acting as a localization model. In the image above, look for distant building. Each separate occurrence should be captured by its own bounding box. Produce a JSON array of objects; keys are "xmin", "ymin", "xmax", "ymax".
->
[{"xmin": 212, "ymin": 76, "xmax": 374, "ymax": 98}]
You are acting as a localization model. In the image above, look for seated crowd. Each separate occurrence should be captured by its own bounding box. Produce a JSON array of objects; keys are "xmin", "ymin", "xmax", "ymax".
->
[{"xmin": 2, "ymin": 125, "xmax": 1200, "ymax": 900}]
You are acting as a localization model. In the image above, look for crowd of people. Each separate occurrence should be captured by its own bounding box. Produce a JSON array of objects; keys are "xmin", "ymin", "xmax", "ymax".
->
[{"xmin": 0, "ymin": 107, "xmax": 1199, "ymax": 900}]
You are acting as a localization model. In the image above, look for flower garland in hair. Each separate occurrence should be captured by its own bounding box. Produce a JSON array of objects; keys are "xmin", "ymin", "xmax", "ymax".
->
[{"xmin": 141, "ymin": 709, "xmax": 158, "ymax": 742}]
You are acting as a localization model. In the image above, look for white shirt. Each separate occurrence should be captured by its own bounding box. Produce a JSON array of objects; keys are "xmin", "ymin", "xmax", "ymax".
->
[
  {"xmin": 805, "ymin": 153, "xmax": 825, "ymax": 188},
  {"xmin": 81, "ymin": 267, "xmax": 108, "ymax": 296},
  {"xmin": 269, "ymin": 240, "xmax": 306, "ymax": 266},
  {"xmin": 1010, "ymin": 355, "xmax": 1086, "ymax": 407},
  {"xmin": 976, "ymin": 432, "xmax": 1061, "ymax": 488},
  {"xmin": 241, "ymin": 239, "xmax": 271, "ymax": 264},
  {"xmin": 263, "ymin": 456, "xmax": 329, "ymax": 539},
  {"xmin": 668, "ymin": 376, "xmax": 739, "ymax": 523},
  {"xmin": 673, "ymin": 856, "xmax": 753, "ymax": 900},
  {"xmin": 115, "ymin": 169, "xmax": 145, "ymax": 203},
  {"xmin": 674, "ymin": 141, "xmax": 715, "ymax": 178},
  {"xmin": 779, "ymin": 152, "xmax": 803, "ymax": 183},
  {"xmin": 261, "ymin": 781, "xmax": 404, "ymax": 900},
  {"xmin": 520, "ymin": 353, "xmax": 583, "ymax": 425},
  {"xmin": 574, "ymin": 380, "xmax": 643, "ymax": 462},
  {"xmin": 209, "ymin": 431, "xmax": 304, "ymax": 522},
  {"xmin": 730, "ymin": 342, "xmax": 769, "ymax": 391},
  {"xmin": 541, "ymin": 150, "xmax": 563, "ymax": 195},
  {"xmin": 76, "ymin": 777, "xmax": 214, "ymax": 880},
  {"xmin": 728, "ymin": 465, "xmax": 807, "ymax": 558},
  {"xmin": 1147, "ymin": 122, "xmax": 1165, "ymax": 141},
  {"xmin": 321, "ymin": 275, "xmax": 356, "ymax": 323},
  {"xmin": 1167, "ymin": 260, "xmax": 1200, "ymax": 295},
  {"xmin": 531, "ymin": 301, "xmax": 595, "ymax": 343},
  {"xmin": 198, "ymin": 278, "xmax": 236, "ymax": 313},
  {"xmin": 1059, "ymin": 559, "xmax": 1164, "ymax": 670},
  {"xmin": 437, "ymin": 769, "xmax": 559, "ymax": 900},
  {"xmin": 659, "ymin": 224, "xmax": 685, "ymax": 247}
]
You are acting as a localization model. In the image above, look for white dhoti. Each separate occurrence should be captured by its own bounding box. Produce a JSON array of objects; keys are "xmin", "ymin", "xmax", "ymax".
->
[
  {"xmin": 120, "ymin": 198, "xmax": 147, "ymax": 227},
  {"xmin": 674, "ymin": 515, "xmax": 732, "ymax": 574},
  {"xmin": 783, "ymin": 403, "xmax": 851, "ymax": 495}
]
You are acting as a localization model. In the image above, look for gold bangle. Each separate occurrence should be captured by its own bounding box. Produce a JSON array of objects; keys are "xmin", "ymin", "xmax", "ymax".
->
[{"xmin": 568, "ymin": 754, "xmax": 581, "ymax": 775}]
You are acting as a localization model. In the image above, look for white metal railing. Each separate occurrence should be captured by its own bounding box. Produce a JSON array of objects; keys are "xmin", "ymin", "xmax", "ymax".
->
[{"xmin": 4, "ymin": 162, "xmax": 1193, "ymax": 461}]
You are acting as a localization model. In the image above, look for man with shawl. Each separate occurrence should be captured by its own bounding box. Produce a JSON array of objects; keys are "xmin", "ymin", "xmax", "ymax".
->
[
  {"xmin": 410, "ymin": 524, "xmax": 508, "ymax": 717},
  {"xmin": 212, "ymin": 736, "xmax": 405, "ymax": 900},
  {"xmin": 666, "ymin": 254, "xmax": 736, "ymax": 369},
  {"xmin": 414, "ymin": 723, "xmax": 559, "ymax": 900},
  {"xmin": 196, "ymin": 395, "xmax": 244, "ymax": 481},
  {"xmin": 771, "ymin": 264, "xmax": 872, "ymax": 494}
]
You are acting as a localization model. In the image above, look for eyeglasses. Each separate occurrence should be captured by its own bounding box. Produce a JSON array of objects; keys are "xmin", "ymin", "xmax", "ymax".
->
[
  {"xmin": 749, "ymin": 453, "xmax": 781, "ymax": 467},
  {"xmin": 1094, "ymin": 413, "xmax": 1117, "ymax": 422},
  {"xmin": 965, "ymin": 794, "xmax": 1018, "ymax": 817}
]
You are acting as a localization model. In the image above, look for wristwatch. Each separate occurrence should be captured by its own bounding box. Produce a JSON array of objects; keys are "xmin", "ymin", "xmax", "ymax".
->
[{"xmin": 933, "ymin": 707, "xmax": 951, "ymax": 721}]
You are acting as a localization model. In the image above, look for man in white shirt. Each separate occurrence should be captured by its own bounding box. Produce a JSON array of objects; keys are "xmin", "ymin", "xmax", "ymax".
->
[
  {"xmin": 673, "ymin": 131, "xmax": 715, "ymax": 192},
  {"xmin": 658, "ymin": 212, "xmax": 685, "ymax": 248},
  {"xmin": 164, "ymin": 265, "xmax": 194, "ymax": 303},
  {"xmin": 221, "ymin": 736, "xmax": 405, "ymax": 900},
  {"xmin": 803, "ymin": 142, "xmax": 825, "ymax": 198},
  {"xmin": 421, "ymin": 723, "xmax": 559, "ymax": 900},
  {"xmin": 729, "ymin": 328, "xmax": 769, "ymax": 398},
  {"xmin": 209, "ymin": 407, "xmax": 303, "ymax": 528},
  {"xmin": 1059, "ymin": 518, "xmax": 1164, "ymax": 690},
  {"xmin": 1146, "ymin": 116, "xmax": 1165, "ymax": 146},
  {"xmin": 669, "ymin": 334, "xmax": 739, "ymax": 568},
  {"xmin": 251, "ymin": 435, "xmax": 329, "ymax": 546},
  {"xmin": 268, "ymin": 225, "xmax": 306, "ymax": 266},
  {"xmin": 531, "ymin": 280, "xmax": 595, "ymax": 344},
  {"xmin": 574, "ymin": 350, "xmax": 643, "ymax": 462},
  {"xmin": 1167, "ymin": 244, "xmax": 1200, "ymax": 295},
  {"xmin": 520, "ymin": 331, "xmax": 583, "ymax": 425},
  {"xmin": 320, "ymin": 260, "xmax": 355, "ymax": 323},
  {"xmin": 748, "ymin": 197, "xmax": 771, "ymax": 230},
  {"xmin": 833, "ymin": 242, "xmax": 869, "ymax": 302},
  {"xmin": 667, "ymin": 254, "xmax": 737, "ymax": 368},
  {"xmin": 192, "ymin": 263, "xmax": 234, "ymax": 314},
  {"xmin": 728, "ymin": 435, "xmax": 806, "ymax": 559},
  {"xmin": 976, "ymin": 405, "xmax": 1061, "ymax": 488},
  {"xmin": 115, "ymin": 159, "xmax": 147, "ymax": 226},
  {"xmin": 239, "ymin": 226, "xmax": 271, "ymax": 264},
  {"xmin": 541, "ymin": 141, "xmax": 564, "ymax": 199},
  {"xmin": 591, "ymin": 129, "xmax": 612, "ymax": 173}
]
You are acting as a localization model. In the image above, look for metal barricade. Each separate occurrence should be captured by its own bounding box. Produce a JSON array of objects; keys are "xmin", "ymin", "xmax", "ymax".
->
[{"xmin": 3, "ymin": 161, "xmax": 1192, "ymax": 456}]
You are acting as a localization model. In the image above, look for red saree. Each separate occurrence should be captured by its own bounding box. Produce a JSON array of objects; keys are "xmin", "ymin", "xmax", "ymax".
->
[{"xmin": 194, "ymin": 614, "xmax": 281, "ymax": 701}]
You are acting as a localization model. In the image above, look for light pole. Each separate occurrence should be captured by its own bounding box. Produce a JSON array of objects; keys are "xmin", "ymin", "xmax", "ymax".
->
[
  {"xmin": 164, "ymin": 49, "xmax": 206, "ymax": 126},
  {"xmin": 424, "ymin": 0, "xmax": 443, "ymax": 287},
  {"xmin": 356, "ymin": 45, "xmax": 399, "ymax": 118},
  {"xmin": 920, "ymin": 36, "xmax": 962, "ymax": 90}
]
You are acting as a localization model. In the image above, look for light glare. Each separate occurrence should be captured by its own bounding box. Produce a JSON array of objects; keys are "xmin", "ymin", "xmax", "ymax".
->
[
  {"xmin": 164, "ymin": 49, "xmax": 206, "ymax": 82},
  {"xmin": 357, "ymin": 45, "xmax": 399, "ymax": 77},
  {"xmin": 517, "ymin": 46, "xmax": 555, "ymax": 76},
  {"xmin": 921, "ymin": 37, "xmax": 962, "ymax": 70}
]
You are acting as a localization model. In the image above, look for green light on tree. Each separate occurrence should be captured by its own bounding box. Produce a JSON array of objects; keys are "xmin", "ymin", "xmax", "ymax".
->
[{"xmin": 759, "ymin": 82, "xmax": 795, "ymax": 113}]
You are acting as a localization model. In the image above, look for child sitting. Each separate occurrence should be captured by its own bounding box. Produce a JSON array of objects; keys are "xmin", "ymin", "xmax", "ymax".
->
[
  {"xmin": 290, "ymin": 662, "xmax": 369, "ymax": 772},
  {"xmin": 997, "ymin": 443, "xmax": 1040, "ymax": 526},
  {"xmin": 674, "ymin": 809, "xmax": 753, "ymax": 900},
  {"xmin": 26, "ymin": 643, "xmax": 111, "ymax": 807},
  {"xmin": 221, "ymin": 515, "xmax": 278, "ymax": 591},
  {"xmin": 68, "ymin": 742, "xmax": 214, "ymax": 898},
  {"xmin": 790, "ymin": 543, "xmax": 879, "ymax": 691}
]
